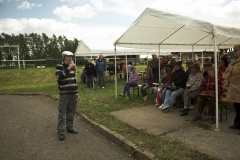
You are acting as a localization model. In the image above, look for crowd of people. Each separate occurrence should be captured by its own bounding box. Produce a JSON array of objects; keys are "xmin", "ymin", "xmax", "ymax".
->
[
  {"xmin": 117, "ymin": 48, "xmax": 239, "ymax": 133},
  {"xmin": 55, "ymin": 44, "xmax": 240, "ymax": 140}
]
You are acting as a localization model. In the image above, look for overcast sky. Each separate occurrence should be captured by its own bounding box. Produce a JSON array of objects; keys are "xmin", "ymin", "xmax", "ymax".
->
[{"xmin": 0, "ymin": 0, "xmax": 240, "ymax": 50}]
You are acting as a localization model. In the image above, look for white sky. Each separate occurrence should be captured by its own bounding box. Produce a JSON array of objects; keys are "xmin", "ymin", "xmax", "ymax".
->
[{"xmin": 0, "ymin": 0, "xmax": 240, "ymax": 50}]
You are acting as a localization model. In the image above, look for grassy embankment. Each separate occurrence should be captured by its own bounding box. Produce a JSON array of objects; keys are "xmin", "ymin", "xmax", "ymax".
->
[{"xmin": 0, "ymin": 66, "xmax": 216, "ymax": 160}]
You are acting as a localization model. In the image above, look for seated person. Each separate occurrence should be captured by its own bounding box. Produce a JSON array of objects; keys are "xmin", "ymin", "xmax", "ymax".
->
[
  {"xmin": 192, "ymin": 66, "xmax": 225, "ymax": 124},
  {"xmin": 161, "ymin": 61, "xmax": 188, "ymax": 112},
  {"xmin": 179, "ymin": 63, "xmax": 204, "ymax": 116},
  {"xmin": 118, "ymin": 67, "xmax": 139, "ymax": 100},
  {"xmin": 154, "ymin": 67, "xmax": 172, "ymax": 107},
  {"xmin": 140, "ymin": 67, "xmax": 154, "ymax": 102}
]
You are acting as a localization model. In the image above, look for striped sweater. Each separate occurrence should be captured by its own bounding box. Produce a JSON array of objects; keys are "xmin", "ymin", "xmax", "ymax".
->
[{"xmin": 55, "ymin": 63, "xmax": 79, "ymax": 95}]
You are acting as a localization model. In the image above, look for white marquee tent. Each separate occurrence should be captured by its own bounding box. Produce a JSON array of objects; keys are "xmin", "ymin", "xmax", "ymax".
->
[
  {"xmin": 74, "ymin": 39, "xmax": 171, "ymax": 57},
  {"xmin": 114, "ymin": 8, "xmax": 240, "ymax": 131}
]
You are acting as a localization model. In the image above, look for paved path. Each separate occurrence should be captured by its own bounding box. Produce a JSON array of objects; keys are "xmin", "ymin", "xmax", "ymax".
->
[
  {"xmin": 0, "ymin": 95, "xmax": 135, "ymax": 160},
  {"xmin": 111, "ymin": 105, "xmax": 240, "ymax": 160}
]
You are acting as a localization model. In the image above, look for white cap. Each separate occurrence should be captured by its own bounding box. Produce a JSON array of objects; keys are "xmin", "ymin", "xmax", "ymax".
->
[{"xmin": 62, "ymin": 51, "xmax": 73, "ymax": 57}]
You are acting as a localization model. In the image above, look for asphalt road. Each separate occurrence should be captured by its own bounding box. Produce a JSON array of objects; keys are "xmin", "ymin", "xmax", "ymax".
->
[{"xmin": 0, "ymin": 95, "xmax": 135, "ymax": 160}]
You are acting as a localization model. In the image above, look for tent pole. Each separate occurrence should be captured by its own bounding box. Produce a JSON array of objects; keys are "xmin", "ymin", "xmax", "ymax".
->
[
  {"xmin": 201, "ymin": 51, "xmax": 204, "ymax": 68},
  {"xmin": 147, "ymin": 52, "xmax": 149, "ymax": 66},
  {"xmin": 214, "ymin": 37, "xmax": 220, "ymax": 131},
  {"xmin": 158, "ymin": 45, "xmax": 161, "ymax": 81},
  {"xmin": 114, "ymin": 45, "xmax": 117, "ymax": 98},
  {"xmin": 126, "ymin": 53, "xmax": 128, "ymax": 82},
  {"xmin": 192, "ymin": 46, "xmax": 194, "ymax": 62}
]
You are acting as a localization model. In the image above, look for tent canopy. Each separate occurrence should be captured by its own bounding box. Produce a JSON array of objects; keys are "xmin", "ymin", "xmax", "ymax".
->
[
  {"xmin": 74, "ymin": 40, "xmax": 91, "ymax": 56},
  {"xmin": 113, "ymin": 8, "xmax": 240, "ymax": 131},
  {"xmin": 114, "ymin": 8, "xmax": 240, "ymax": 50},
  {"xmin": 74, "ymin": 40, "xmax": 171, "ymax": 57}
]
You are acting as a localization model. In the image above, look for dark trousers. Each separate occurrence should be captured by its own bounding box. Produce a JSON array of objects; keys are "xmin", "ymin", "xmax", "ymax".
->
[
  {"xmin": 86, "ymin": 75, "xmax": 94, "ymax": 88},
  {"xmin": 197, "ymin": 97, "xmax": 215, "ymax": 116},
  {"xmin": 234, "ymin": 103, "xmax": 240, "ymax": 127},
  {"xmin": 152, "ymin": 68, "xmax": 159, "ymax": 83},
  {"xmin": 57, "ymin": 94, "xmax": 77, "ymax": 133}
]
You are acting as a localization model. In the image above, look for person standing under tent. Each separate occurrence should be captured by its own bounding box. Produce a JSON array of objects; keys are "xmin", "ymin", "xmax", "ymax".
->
[
  {"xmin": 55, "ymin": 51, "xmax": 79, "ymax": 141},
  {"xmin": 127, "ymin": 61, "xmax": 133, "ymax": 78},
  {"xmin": 221, "ymin": 52, "xmax": 229, "ymax": 68},
  {"xmin": 160, "ymin": 56, "xmax": 167, "ymax": 78},
  {"xmin": 85, "ymin": 58, "xmax": 96, "ymax": 88},
  {"xmin": 222, "ymin": 44, "xmax": 240, "ymax": 132},
  {"xmin": 164, "ymin": 53, "xmax": 176, "ymax": 71},
  {"xmin": 218, "ymin": 60, "xmax": 226, "ymax": 76},
  {"xmin": 96, "ymin": 54, "xmax": 107, "ymax": 88},
  {"xmin": 148, "ymin": 53, "xmax": 159, "ymax": 83}
]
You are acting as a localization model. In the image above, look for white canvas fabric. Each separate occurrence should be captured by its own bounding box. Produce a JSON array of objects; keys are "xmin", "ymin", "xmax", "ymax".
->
[{"xmin": 114, "ymin": 8, "xmax": 240, "ymax": 50}]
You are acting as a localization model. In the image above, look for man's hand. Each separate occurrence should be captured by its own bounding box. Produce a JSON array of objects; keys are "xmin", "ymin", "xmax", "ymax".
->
[{"xmin": 68, "ymin": 61, "xmax": 75, "ymax": 70}]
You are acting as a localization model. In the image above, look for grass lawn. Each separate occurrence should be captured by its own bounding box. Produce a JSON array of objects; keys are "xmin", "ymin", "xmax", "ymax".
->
[{"xmin": 0, "ymin": 66, "xmax": 215, "ymax": 160}]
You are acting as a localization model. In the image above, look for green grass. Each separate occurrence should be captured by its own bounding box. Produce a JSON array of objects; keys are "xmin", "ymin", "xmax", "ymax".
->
[{"xmin": 0, "ymin": 66, "xmax": 216, "ymax": 160}]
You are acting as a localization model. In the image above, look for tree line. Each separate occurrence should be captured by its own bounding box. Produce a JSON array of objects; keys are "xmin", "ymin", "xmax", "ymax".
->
[{"xmin": 0, "ymin": 33, "xmax": 81, "ymax": 67}]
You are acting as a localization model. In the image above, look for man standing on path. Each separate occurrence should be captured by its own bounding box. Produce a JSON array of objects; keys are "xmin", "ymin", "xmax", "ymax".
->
[{"xmin": 56, "ymin": 51, "xmax": 79, "ymax": 140}]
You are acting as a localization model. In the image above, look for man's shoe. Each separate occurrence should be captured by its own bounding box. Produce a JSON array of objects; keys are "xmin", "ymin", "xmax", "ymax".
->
[
  {"xmin": 229, "ymin": 125, "xmax": 240, "ymax": 130},
  {"xmin": 158, "ymin": 104, "xmax": 164, "ymax": 109},
  {"xmin": 192, "ymin": 115, "xmax": 201, "ymax": 121},
  {"xmin": 162, "ymin": 106, "xmax": 170, "ymax": 112},
  {"xmin": 67, "ymin": 129, "xmax": 78, "ymax": 134},
  {"xmin": 58, "ymin": 133, "xmax": 65, "ymax": 140}
]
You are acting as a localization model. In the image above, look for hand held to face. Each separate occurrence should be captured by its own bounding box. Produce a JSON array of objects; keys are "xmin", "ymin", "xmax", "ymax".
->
[{"xmin": 68, "ymin": 61, "xmax": 75, "ymax": 70}]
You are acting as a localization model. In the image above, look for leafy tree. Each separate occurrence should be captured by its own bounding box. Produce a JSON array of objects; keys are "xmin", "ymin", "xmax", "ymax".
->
[{"xmin": 0, "ymin": 32, "xmax": 80, "ymax": 67}]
